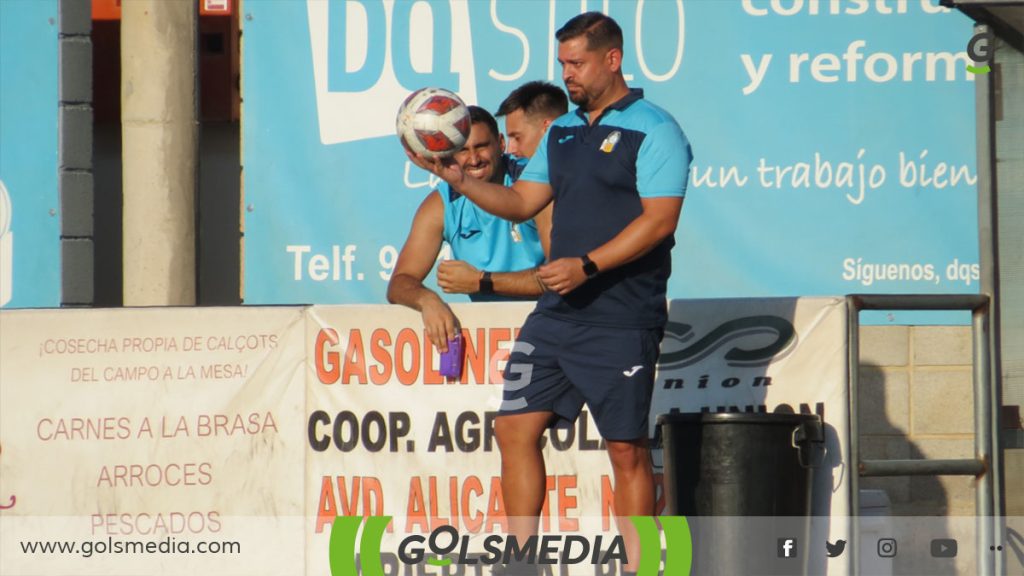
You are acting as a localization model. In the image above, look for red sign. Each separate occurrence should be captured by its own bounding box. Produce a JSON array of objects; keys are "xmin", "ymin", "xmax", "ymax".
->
[{"xmin": 200, "ymin": 0, "xmax": 232, "ymax": 16}]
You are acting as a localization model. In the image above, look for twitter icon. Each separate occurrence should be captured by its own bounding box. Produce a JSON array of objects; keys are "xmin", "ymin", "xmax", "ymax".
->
[{"xmin": 826, "ymin": 540, "xmax": 847, "ymax": 558}]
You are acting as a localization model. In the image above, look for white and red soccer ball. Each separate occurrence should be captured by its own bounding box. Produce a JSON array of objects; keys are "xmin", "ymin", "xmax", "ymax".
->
[{"xmin": 395, "ymin": 88, "xmax": 471, "ymax": 159}]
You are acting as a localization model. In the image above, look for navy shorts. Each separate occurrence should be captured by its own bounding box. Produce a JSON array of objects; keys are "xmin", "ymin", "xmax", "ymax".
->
[{"xmin": 500, "ymin": 312, "xmax": 663, "ymax": 441}]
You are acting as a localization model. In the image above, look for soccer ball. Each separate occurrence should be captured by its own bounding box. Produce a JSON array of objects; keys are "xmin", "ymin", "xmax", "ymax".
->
[{"xmin": 395, "ymin": 88, "xmax": 471, "ymax": 159}]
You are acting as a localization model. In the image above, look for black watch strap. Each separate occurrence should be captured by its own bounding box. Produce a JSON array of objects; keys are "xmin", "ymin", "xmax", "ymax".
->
[
  {"xmin": 581, "ymin": 254, "xmax": 600, "ymax": 279},
  {"xmin": 479, "ymin": 271, "xmax": 494, "ymax": 294}
]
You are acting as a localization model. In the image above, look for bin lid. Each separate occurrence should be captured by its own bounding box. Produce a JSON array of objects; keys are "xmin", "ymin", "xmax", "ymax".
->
[{"xmin": 656, "ymin": 412, "xmax": 822, "ymax": 425}]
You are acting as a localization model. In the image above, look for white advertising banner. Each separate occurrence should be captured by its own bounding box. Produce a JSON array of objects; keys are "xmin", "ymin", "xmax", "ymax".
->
[
  {"xmin": 652, "ymin": 297, "xmax": 850, "ymax": 575},
  {"xmin": 304, "ymin": 303, "xmax": 628, "ymax": 575},
  {"xmin": 1, "ymin": 299, "xmax": 850, "ymax": 574},
  {"xmin": 0, "ymin": 307, "xmax": 307, "ymax": 575}
]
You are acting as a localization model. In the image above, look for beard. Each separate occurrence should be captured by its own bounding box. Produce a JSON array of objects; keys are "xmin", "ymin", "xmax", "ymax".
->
[{"xmin": 566, "ymin": 84, "xmax": 591, "ymax": 110}]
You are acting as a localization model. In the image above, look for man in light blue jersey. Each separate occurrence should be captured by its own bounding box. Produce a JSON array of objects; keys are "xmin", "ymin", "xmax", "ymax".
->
[
  {"xmin": 434, "ymin": 81, "xmax": 568, "ymax": 299},
  {"xmin": 387, "ymin": 106, "xmax": 547, "ymax": 352}
]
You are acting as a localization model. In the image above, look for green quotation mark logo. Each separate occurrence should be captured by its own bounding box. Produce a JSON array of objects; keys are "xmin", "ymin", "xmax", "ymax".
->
[
  {"xmin": 967, "ymin": 31, "xmax": 994, "ymax": 75},
  {"xmin": 329, "ymin": 516, "xmax": 391, "ymax": 576},
  {"xmin": 630, "ymin": 516, "xmax": 693, "ymax": 576},
  {"xmin": 329, "ymin": 515, "xmax": 692, "ymax": 575}
]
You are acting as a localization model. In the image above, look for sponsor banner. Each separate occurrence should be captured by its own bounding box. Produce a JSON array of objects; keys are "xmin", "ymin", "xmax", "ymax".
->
[
  {"xmin": 2, "ymin": 298, "xmax": 851, "ymax": 574},
  {"xmin": 306, "ymin": 298, "xmax": 850, "ymax": 574},
  {"xmin": 304, "ymin": 303, "xmax": 623, "ymax": 573},
  {"xmin": 653, "ymin": 297, "xmax": 850, "ymax": 574},
  {"xmin": 0, "ymin": 307, "xmax": 307, "ymax": 575},
  {"xmin": 243, "ymin": 1, "xmax": 977, "ymax": 323},
  {"xmin": 0, "ymin": 0, "xmax": 60, "ymax": 307}
]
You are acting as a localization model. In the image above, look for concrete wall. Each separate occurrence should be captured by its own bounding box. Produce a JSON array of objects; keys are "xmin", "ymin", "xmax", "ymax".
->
[
  {"xmin": 858, "ymin": 323, "xmax": 1023, "ymax": 522},
  {"xmin": 858, "ymin": 324, "xmax": 978, "ymax": 516}
]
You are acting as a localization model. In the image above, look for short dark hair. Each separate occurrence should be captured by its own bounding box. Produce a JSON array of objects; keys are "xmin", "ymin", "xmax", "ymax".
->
[
  {"xmin": 467, "ymin": 105, "xmax": 500, "ymax": 139},
  {"xmin": 496, "ymin": 81, "xmax": 568, "ymax": 120},
  {"xmin": 555, "ymin": 12, "xmax": 623, "ymax": 53}
]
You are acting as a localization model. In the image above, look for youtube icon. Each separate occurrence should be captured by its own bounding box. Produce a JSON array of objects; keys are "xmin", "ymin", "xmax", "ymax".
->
[{"xmin": 931, "ymin": 539, "xmax": 958, "ymax": 558}]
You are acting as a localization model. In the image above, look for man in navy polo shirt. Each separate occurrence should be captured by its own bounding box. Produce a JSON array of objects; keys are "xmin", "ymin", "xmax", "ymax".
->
[{"xmin": 407, "ymin": 12, "xmax": 691, "ymax": 575}]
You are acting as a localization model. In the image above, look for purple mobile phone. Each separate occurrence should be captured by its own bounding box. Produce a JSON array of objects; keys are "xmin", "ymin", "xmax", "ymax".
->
[{"xmin": 439, "ymin": 334, "xmax": 463, "ymax": 379}]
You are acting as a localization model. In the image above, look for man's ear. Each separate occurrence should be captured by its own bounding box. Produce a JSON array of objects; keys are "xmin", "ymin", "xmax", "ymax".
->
[
  {"xmin": 499, "ymin": 133, "xmax": 506, "ymax": 152},
  {"xmin": 606, "ymin": 47, "xmax": 623, "ymax": 73}
]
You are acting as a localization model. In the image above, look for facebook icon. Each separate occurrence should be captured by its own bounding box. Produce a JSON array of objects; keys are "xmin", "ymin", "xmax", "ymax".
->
[{"xmin": 778, "ymin": 538, "xmax": 798, "ymax": 558}]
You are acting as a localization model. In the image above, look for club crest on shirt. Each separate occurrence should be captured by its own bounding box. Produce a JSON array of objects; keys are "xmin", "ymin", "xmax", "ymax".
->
[{"xmin": 600, "ymin": 130, "xmax": 621, "ymax": 153}]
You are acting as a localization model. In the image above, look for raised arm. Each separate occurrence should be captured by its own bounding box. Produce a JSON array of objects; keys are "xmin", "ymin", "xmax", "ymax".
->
[{"xmin": 386, "ymin": 191, "xmax": 460, "ymax": 352}]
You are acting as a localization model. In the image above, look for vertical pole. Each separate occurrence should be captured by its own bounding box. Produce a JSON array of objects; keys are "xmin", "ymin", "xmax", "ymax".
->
[
  {"xmin": 973, "ymin": 22, "xmax": 1003, "ymax": 576},
  {"xmin": 121, "ymin": 0, "xmax": 197, "ymax": 305},
  {"xmin": 846, "ymin": 297, "xmax": 860, "ymax": 576}
]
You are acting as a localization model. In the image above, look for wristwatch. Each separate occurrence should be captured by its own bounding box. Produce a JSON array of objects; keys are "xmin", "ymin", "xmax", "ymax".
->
[
  {"xmin": 581, "ymin": 254, "xmax": 600, "ymax": 279},
  {"xmin": 479, "ymin": 271, "xmax": 494, "ymax": 294}
]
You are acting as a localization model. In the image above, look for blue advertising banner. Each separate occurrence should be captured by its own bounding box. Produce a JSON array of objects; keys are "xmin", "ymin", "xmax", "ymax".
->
[
  {"xmin": 0, "ymin": 0, "xmax": 60, "ymax": 308},
  {"xmin": 243, "ymin": 0, "xmax": 978, "ymax": 323}
]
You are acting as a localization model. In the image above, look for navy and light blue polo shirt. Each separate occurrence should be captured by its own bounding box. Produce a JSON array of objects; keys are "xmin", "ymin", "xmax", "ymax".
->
[
  {"xmin": 519, "ymin": 88, "xmax": 692, "ymax": 328},
  {"xmin": 443, "ymin": 154, "xmax": 545, "ymax": 302}
]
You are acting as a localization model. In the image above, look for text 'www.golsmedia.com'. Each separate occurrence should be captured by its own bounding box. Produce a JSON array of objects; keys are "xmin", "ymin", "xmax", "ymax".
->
[{"xmin": 19, "ymin": 536, "xmax": 241, "ymax": 558}]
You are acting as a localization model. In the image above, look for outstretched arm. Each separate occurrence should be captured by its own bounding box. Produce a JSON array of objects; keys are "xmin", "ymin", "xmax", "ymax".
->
[
  {"xmin": 386, "ymin": 191, "xmax": 460, "ymax": 352},
  {"xmin": 406, "ymin": 150, "xmax": 553, "ymax": 222}
]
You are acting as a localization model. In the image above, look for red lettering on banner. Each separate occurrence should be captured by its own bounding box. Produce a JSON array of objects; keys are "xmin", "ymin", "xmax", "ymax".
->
[
  {"xmin": 316, "ymin": 477, "xmax": 339, "ymax": 533},
  {"xmin": 488, "ymin": 328, "xmax": 512, "ymax": 384},
  {"xmin": 406, "ymin": 476, "xmax": 428, "ymax": 533},
  {"xmin": 407, "ymin": 475, "xmax": 452, "ymax": 528},
  {"xmin": 537, "ymin": 475, "xmax": 578, "ymax": 532},
  {"xmin": 462, "ymin": 475, "xmax": 484, "ymax": 533},
  {"xmin": 486, "ymin": 476, "xmax": 508, "ymax": 533},
  {"xmin": 316, "ymin": 476, "xmax": 386, "ymax": 533},
  {"xmin": 557, "ymin": 475, "xmax": 579, "ymax": 531},
  {"xmin": 161, "ymin": 416, "xmax": 189, "ymax": 438},
  {"xmin": 601, "ymin": 475, "xmax": 614, "ymax": 531},
  {"xmin": 423, "ymin": 334, "xmax": 443, "ymax": 385},
  {"xmin": 405, "ymin": 476, "xmax": 509, "ymax": 534},
  {"xmin": 342, "ymin": 329, "xmax": 368, "ymax": 384},
  {"xmin": 369, "ymin": 329, "xmax": 392, "ymax": 384},
  {"xmin": 36, "ymin": 417, "xmax": 132, "ymax": 441},
  {"xmin": 96, "ymin": 462, "xmax": 213, "ymax": 488},
  {"xmin": 316, "ymin": 328, "xmax": 341, "ymax": 384},
  {"xmin": 462, "ymin": 328, "xmax": 486, "ymax": 385},
  {"xmin": 196, "ymin": 412, "xmax": 278, "ymax": 436},
  {"xmin": 448, "ymin": 477, "xmax": 459, "ymax": 531},
  {"xmin": 315, "ymin": 326, "xmax": 521, "ymax": 386},
  {"xmin": 91, "ymin": 511, "xmax": 221, "ymax": 536},
  {"xmin": 395, "ymin": 328, "xmax": 419, "ymax": 385}
]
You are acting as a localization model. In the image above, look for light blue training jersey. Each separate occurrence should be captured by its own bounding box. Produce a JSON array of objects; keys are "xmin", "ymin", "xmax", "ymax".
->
[{"xmin": 442, "ymin": 155, "xmax": 545, "ymax": 302}]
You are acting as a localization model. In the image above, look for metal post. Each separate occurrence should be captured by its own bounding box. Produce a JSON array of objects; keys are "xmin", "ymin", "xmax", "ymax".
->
[
  {"xmin": 972, "ymin": 21, "xmax": 1006, "ymax": 576},
  {"xmin": 846, "ymin": 297, "xmax": 861, "ymax": 576},
  {"xmin": 975, "ymin": 304, "xmax": 996, "ymax": 576},
  {"xmin": 848, "ymin": 294, "xmax": 995, "ymax": 575}
]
